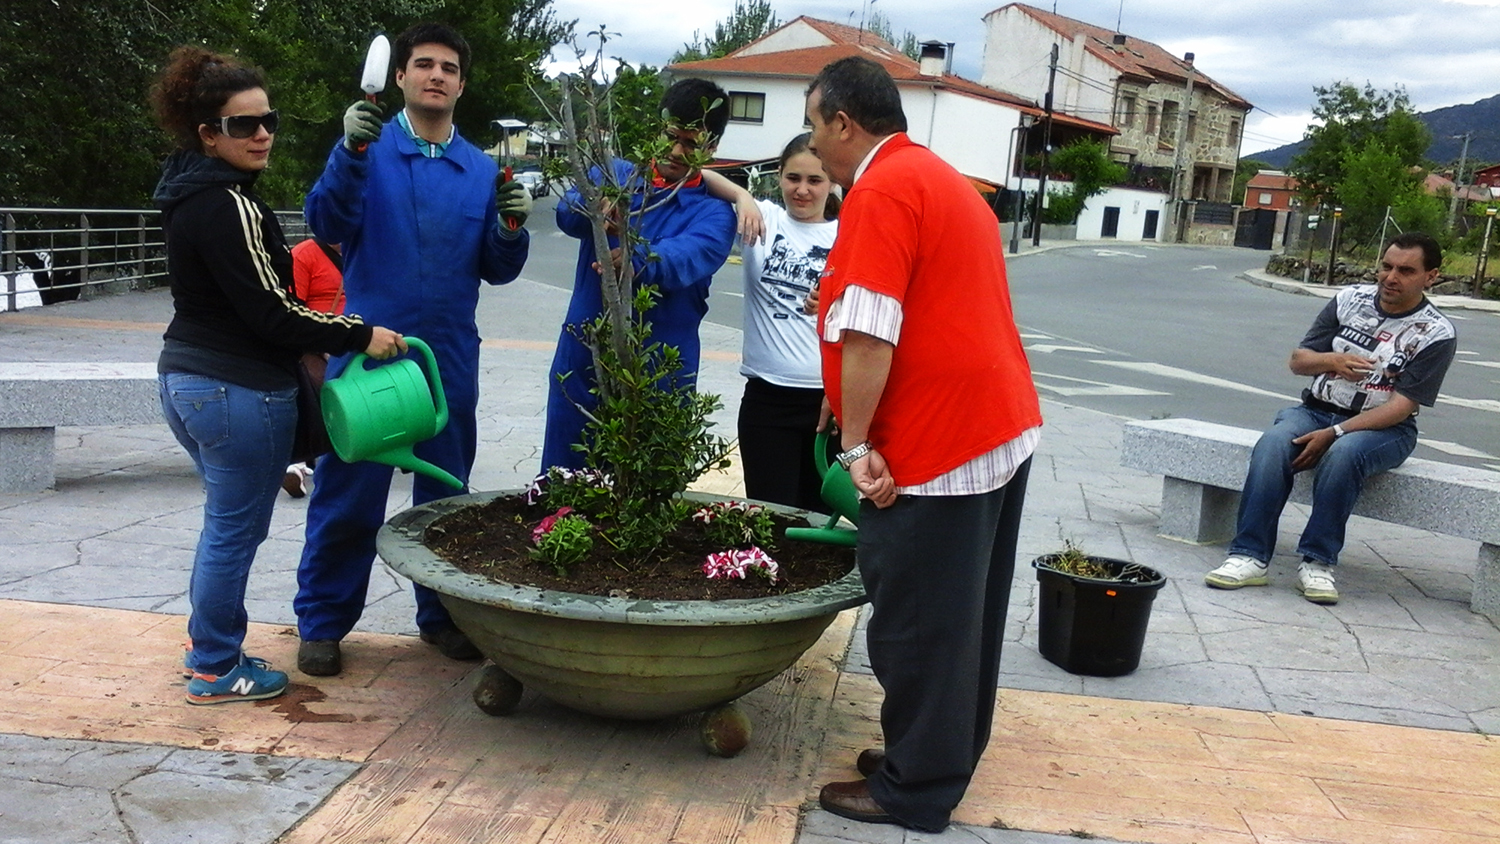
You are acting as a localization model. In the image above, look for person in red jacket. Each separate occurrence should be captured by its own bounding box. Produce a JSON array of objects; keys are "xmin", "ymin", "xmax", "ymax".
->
[
  {"xmin": 807, "ymin": 56, "xmax": 1043, "ymax": 833},
  {"xmin": 281, "ymin": 238, "xmax": 344, "ymax": 497}
]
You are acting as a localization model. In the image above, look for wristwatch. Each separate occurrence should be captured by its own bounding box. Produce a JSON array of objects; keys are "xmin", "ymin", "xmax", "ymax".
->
[
  {"xmin": 1332, "ymin": 423, "xmax": 1347, "ymax": 438},
  {"xmin": 835, "ymin": 441, "xmax": 872, "ymax": 469}
]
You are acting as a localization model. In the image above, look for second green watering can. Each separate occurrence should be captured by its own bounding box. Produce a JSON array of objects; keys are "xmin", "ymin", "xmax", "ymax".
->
[
  {"xmin": 321, "ymin": 337, "xmax": 465, "ymax": 490},
  {"xmin": 784, "ymin": 431, "xmax": 859, "ymax": 547}
]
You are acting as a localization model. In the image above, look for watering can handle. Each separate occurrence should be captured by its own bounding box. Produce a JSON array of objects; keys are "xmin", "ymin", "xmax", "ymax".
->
[
  {"xmin": 403, "ymin": 337, "xmax": 449, "ymax": 432},
  {"xmin": 343, "ymin": 336, "xmax": 450, "ymax": 432},
  {"xmin": 813, "ymin": 429, "xmax": 833, "ymax": 477}
]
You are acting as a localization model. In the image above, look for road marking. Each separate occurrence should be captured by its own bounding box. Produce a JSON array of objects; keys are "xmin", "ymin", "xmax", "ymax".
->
[
  {"xmin": 1458, "ymin": 359, "xmax": 1500, "ymax": 368},
  {"xmin": 1457, "ymin": 350, "xmax": 1479, "ymax": 356},
  {"xmin": 1191, "ymin": 265, "xmax": 1219, "ymax": 271},
  {"xmin": 1488, "ymin": 463, "xmax": 1500, "ymax": 473},
  {"xmin": 1094, "ymin": 249, "xmax": 1147, "ymax": 259},
  {"xmin": 1420, "ymin": 439, "xmax": 1498, "ymax": 459},
  {"xmin": 1032, "ymin": 372, "xmax": 1169, "ymax": 397},
  {"xmin": 1019, "ymin": 331, "xmax": 1052, "ymax": 339},
  {"xmin": 720, "ymin": 291, "xmax": 743, "ymax": 299},
  {"xmin": 1090, "ymin": 360, "xmax": 1297, "ymax": 401},
  {"xmin": 1026, "ymin": 344, "xmax": 1102, "ymax": 354},
  {"xmin": 1437, "ymin": 394, "xmax": 1500, "ymax": 413}
]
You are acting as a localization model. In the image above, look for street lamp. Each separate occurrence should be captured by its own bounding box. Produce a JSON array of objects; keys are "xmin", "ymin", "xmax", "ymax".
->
[
  {"xmin": 1009, "ymin": 114, "xmax": 1036, "ymax": 255},
  {"xmin": 1474, "ymin": 205, "xmax": 1498, "ymax": 296}
]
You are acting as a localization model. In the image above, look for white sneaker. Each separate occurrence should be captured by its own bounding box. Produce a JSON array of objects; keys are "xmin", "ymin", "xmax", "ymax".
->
[
  {"xmin": 1297, "ymin": 559, "xmax": 1339, "ymax": 604},
  {"xmin": 1205, "ymin": 554, "xmax": 1269, "ymax": 589}
]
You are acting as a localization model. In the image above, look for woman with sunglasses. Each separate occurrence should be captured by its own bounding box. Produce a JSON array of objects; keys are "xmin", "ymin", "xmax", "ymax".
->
[{"xmin": 149, "ymin": 46, "xmax": 404, "ymax": 705}]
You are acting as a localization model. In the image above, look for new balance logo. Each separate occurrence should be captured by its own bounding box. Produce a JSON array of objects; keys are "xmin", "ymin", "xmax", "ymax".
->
[{"xmin": 230, "ymin": 677, "xmax": 257, "ymax": 695}]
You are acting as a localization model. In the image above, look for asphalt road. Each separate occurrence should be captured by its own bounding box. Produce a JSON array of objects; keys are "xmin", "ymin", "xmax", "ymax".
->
[
  {"xmin": 522, "ymin": 201, "xmax": 1499, "ymax": 471},
  {"xmin": 1008, "ymin": 244, "xmax": 1500, "ymax": 471}
]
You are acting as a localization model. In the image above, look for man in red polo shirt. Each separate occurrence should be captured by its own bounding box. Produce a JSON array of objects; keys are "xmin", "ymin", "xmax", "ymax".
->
[{"xmin": 807, "ymin": 56, "xmax": 1043, "ymax": 833}]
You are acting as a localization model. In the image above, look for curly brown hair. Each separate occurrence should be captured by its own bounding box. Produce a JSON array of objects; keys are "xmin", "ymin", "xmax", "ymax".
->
[{"xmin": 150, "ymin": 46, "xmax": 266, "ymax": 151}]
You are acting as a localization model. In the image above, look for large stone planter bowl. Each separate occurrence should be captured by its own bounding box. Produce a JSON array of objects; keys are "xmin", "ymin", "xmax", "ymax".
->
[{"xmin": 377, "ymin": 491, "xmax": 867, "ymax": 723}]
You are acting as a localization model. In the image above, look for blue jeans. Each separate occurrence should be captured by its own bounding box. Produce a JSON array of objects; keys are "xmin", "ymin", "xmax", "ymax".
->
[
  {"xmin": 159, "ymin": 373, "xmax": 297, "ymax": 675},
  {"xmin": 1230, "ymin": 404, "xmax": 1416, "ymax": 567}
]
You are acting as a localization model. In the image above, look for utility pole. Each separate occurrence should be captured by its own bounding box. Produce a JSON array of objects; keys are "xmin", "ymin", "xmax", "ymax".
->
[
  {"xmin": 1447, "ymin": 131, "xmax": 1473, "ymax": 232},
  {"xmin": 1475, "ymin": 205, "xmax": 1497, "ymax": 296},
  {"xmin": 1324, "ymin": 207, "xmax": 1342, "ymax": 286},
  {"xmin": 1030, "ymin": 43, "xmax": 1058, "ymax": 247},
  {"xmin": 1167, "ymin": 58, "xmax": 1196, "ymax": 243}
]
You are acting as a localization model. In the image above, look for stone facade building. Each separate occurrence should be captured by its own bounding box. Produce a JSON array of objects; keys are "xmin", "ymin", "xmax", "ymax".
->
[{"xmin": 980, "ymin": 3, "xmax": 1251, "ymax": 204}]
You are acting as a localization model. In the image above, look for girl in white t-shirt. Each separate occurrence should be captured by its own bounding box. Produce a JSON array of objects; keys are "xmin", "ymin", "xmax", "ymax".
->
[{"xmin": 709, "ymin": 133, "xmax": 840, "ymax": 511}]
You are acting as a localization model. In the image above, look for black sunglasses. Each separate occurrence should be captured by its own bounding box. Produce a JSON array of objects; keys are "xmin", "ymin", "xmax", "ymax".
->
[{"xmin": 209, "ymin": 110, "xmax": 280, "ymax": 139}]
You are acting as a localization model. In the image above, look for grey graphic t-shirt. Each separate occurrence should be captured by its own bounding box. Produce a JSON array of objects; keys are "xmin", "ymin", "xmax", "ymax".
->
[{"xmin": 1299, "ymin": 284, "xmax": 1457, "ymax": 414}]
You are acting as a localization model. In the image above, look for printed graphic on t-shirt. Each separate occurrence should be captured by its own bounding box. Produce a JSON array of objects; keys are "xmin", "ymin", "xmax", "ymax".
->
[
  {"xmin": 758, "ymin": 234, "xmax": 825, "ymax": 321},
  {"xmin": 1308, "ymin": 287, "xmax": 1456, "ymax": 413}
]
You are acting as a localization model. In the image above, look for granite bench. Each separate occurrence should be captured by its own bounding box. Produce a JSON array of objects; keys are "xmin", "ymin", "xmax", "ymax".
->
[
  {"xmin": 1120, "ymin": 417, "xmax": 1500, "ymax": 617},
  {"xmin": 0, "ymin": 362, "xmax": 161, "ymax": 492}
]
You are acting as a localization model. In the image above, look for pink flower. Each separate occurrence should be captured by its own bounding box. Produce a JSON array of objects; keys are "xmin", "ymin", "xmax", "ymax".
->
[
  {"xmin": 532, "ymin": 507, "xmax": 575, "ymax": 544},
  {"xmin": 701, "ymin": 547, "xmax": 780, "ymax": 582},
  {"xmin": 692, "ymin": 506, "xmax": 718, "ymax": 523}
]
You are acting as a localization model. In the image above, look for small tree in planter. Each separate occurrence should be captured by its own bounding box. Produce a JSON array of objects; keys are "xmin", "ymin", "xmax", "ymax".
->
[{"xmin": 538, "ymin": 27, "xmax": 734, "ymax": 556}]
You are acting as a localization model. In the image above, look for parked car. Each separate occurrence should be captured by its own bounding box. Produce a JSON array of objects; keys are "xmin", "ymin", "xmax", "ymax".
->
[{"xmin": 514, "ymin": 170, "xmax": 550, "ymax": 199}]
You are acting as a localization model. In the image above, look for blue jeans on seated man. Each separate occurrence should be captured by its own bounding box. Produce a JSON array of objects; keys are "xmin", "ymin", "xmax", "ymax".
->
[
  {"xmin": 159, "ymin": 372, "xmax": 297, "ymax": 675},
  {"xmin": 1229, "ymin": 403, "xmax": 1416, "ymax": 568}
]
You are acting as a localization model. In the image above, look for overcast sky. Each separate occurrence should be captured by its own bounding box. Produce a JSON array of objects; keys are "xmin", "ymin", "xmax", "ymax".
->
[{"xmin": 542, "ymin": 0, "xmax": 1500, "ymax": 155}]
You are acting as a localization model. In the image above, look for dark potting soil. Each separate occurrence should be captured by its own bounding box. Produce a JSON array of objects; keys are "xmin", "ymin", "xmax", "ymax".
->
[{"xmin": 423, "ymin": 494, "xmax": 857, "ymax": 601}]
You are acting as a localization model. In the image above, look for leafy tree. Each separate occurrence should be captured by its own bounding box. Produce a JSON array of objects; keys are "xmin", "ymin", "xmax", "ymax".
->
[
  {"xmin": 1234, "ymin": 158, "xmax": 1271, "ymax": 204},
  {"xmin": 865, "ymin": 11, "xmax": 920, "ymax": 61},
  {"xmin": 607, "ymin": 63, "xmax": 668, "ymax": 164},
  {"xmin": 1038, "ymin": 139, "xmax": 1127, "ymax": 224},
  {"xmin": 1, "ymin": 0, "xmax": 571, "ymax": 210},
  {"xmin": 671, "ymin": 0, "xmax": 779, "ymax": 63},
  {"xmin": 1288, "ymin": 82, "xmax": 1430, "ymax": 210},
  {"xmin": 1338, "ymin": 142, "xmax": 1445, "ymax": 247}
]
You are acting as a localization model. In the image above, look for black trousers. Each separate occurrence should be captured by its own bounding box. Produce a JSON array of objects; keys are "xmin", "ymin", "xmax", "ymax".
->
[
  {"xmin": 737, "ymin": 377, "xmax": 830, "ymax": 514},
  {"xmin": 858, "ymin": 458, "xmax": 1032, "ymax": 832}
]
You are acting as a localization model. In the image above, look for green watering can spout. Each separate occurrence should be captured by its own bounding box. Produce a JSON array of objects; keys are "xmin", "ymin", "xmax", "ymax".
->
[
  {"xmin": 784, "ymin": 431, "xmax": 860, "ymax": 547},
  {"xmin": 321, "ymin": 337, "xmax": 466, "ymax": 490}
]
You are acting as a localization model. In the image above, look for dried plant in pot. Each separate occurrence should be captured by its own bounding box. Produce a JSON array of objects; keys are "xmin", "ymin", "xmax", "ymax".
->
[
  {"xmin": 1031, "ymin": 540, "xmax": 1166, "ymax": 677},
  {"xmin": 374, "ymin": 30, "xmax": 865, "ymax": 756}
]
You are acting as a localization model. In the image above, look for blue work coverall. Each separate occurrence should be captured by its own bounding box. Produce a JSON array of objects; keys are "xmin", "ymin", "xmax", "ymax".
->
[
  {"xmin": 540, "ymin": 160, "xmax": 736, "ymax": 470},
  {"xmin": 295, "ymin": 122, "xmax": 529, "ymax": 642}
]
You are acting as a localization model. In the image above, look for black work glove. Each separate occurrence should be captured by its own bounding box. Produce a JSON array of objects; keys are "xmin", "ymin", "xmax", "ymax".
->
[
  {"xmin": 342, "ymin": 100, "xmax": 383, "ymax": 151},
  {"xmin": 497, "ymin": 178, "xmax": 533, "ymax": 233}
]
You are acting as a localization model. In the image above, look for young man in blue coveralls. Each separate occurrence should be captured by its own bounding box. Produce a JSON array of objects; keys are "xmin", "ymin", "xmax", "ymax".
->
[
  {"xmin": 540, "ymin": 78, "xmax": 739, "ymax": 470},
  {"xmin": 294, "ymin": 23, "xmax": 532, "ymax": 677}
]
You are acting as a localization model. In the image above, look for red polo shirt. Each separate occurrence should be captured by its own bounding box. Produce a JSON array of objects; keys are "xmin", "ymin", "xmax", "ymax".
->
[{"xmin": 819, "ymin": 134, "xmax": 1041, "ymax": 486}]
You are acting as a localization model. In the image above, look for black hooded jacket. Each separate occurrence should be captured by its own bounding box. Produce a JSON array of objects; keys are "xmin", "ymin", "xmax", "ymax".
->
[{"xmin": 153, "ymin": 150, "xmax": 373, "ymax": 389}]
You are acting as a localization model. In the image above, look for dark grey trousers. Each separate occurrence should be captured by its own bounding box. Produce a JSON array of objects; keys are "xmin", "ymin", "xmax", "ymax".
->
[{"xmin": 859, "ymin": 458, "xmax": 1031, "ymax": 832}]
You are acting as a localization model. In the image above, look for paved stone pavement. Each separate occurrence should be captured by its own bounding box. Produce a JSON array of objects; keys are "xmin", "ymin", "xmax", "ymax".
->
[{"xmin": 2, "ymin": 253, "xmax": 1498, "ymax": 844}]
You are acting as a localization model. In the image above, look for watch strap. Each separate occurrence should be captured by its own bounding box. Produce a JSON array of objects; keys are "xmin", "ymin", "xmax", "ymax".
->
[
  {"xmin": 1332, "ymin": 423, "xmax": 1346, "ymax": 438},
  {"xmin": 836, "ymin": 441, "xmax": 872, "ymax": 469}
]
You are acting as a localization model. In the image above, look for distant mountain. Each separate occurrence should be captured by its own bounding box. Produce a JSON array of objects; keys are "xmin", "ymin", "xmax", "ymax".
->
[{"xmin": 1245, "ymin": 93, "xmax": 1500, "ymax": 171}]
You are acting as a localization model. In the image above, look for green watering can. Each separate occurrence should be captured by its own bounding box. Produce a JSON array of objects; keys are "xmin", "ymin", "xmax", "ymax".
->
[
  {"xmin": 784, "ymin": 431, "xmax": 860, "ymax": 547},
  {"xmin": 321, "ymin": 336, "xmax": 465, "ymax": 490}
]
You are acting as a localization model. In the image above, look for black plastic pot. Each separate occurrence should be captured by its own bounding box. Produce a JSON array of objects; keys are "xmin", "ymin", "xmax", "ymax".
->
[{"xmin": 1032, "ymin": 555, "xmax": 1166, "ymax": 677}]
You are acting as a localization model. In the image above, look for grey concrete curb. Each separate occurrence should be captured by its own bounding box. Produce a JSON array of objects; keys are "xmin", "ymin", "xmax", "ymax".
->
[{"xmin": 1239, "ymin": 267, "xmax": 1500, "ymax": 313}]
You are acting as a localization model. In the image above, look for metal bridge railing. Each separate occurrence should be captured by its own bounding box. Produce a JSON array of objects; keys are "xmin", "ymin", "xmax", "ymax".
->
[{"xmin": 1, "ymin": 207, "xmax": 306, "ymax": 312}]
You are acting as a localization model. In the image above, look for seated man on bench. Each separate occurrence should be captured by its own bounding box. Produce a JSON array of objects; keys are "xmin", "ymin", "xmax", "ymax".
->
[{"xmin": 1205, "ymin": 232, "xmax": 1457, "ymax": 604}]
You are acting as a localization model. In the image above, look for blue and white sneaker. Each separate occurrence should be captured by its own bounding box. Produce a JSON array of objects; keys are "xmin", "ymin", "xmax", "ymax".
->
[{"xmin": 185, "ymin": 655, "xmax": 289, "ymax": 705}]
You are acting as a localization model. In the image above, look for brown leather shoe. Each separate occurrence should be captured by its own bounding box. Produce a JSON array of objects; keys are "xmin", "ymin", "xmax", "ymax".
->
[
  {"xmin": 818, "ymin": 779, "xmax": 897, "ymax": 826},
  {"xmin": 856, "ymin": 748, "xmax": 885, "ymax": 777}
]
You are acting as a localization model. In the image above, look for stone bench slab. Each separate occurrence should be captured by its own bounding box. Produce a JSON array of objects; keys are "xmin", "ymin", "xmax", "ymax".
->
[
  {"xmin": 1120, "ymin": 417, "xmax": 1500, "ymax": 617},
  {"xmin": 0, "ymin": 362, "xmax": 162, "ymax": 491}
]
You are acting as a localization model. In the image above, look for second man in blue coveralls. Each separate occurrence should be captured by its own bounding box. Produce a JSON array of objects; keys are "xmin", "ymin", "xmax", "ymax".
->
[{"xmin": 294, "ymin": 23, "xmax": 532, "ymax": 677}]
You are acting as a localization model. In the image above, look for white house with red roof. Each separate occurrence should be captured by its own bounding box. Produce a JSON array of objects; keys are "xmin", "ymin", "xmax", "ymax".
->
[
  {"xmin": 666, "ymin": 16, "xmax": 1116, "ymax": 191},
  {"xmin": 981, "ymin": 3, "xmax": 1251, "ymax": 206}
]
